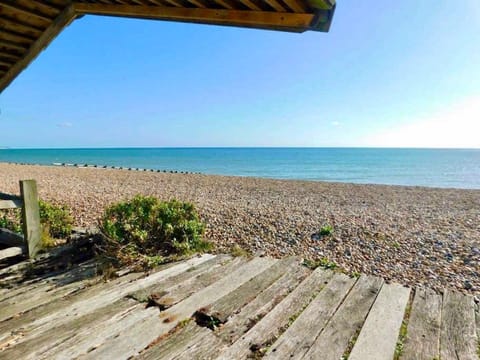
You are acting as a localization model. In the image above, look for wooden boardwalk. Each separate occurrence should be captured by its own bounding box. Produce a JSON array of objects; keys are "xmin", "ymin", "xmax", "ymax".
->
[{"xmin": 0, "ymin": 254, "xmax": 478, "ymax": 359}]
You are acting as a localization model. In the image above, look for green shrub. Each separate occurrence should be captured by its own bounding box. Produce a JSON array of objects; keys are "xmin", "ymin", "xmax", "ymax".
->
[
  {"xmin": 99, "ymin": 195, "xmax": 212, "ymax": 269},
  {"xmin": 38, "ymin": 200, "xmax": 73, "ymax": 239},
  {"xmin": 0, "ymin": 201, "xmax": 73, "ymax": 247}
]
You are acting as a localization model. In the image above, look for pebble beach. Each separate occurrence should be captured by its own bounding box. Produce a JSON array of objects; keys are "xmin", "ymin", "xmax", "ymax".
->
[{"xmin": 1, "ymin": 163, "xmax": 479, "ymax": 294}]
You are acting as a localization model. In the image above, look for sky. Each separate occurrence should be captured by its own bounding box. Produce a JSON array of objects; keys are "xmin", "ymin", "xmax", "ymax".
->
[{"xmin": 1, "ymin": 1, "xmax": 480, "ymax": 148}]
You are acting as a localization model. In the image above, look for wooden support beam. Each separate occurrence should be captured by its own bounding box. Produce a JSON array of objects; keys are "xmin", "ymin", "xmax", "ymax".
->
[
  {"xmin": 74, "ymin": 3, "xmax": 314, "ymax": 31},
  {"xmin": 283, "ymin": 0, "xmax": 309, "ymax": 12},
  {"xmin": 264, "ymin": 0, "xmax": 287, "ymax": 12},
  {"xmin": 213, "ymin": 0, "xmax": 236, "ymax": 10},
  {"xmin": 19, "ymin": 180, "xmax": 42, "ymax": 258},
  {"xmin": 0, "ymin": 1, "xmax": 53, "ymax": 22},
  {"xmin": 237, "ymin": 0, "xmax": 262, "ymax": 11},
  {"xmin": 0, "ymin": 4, "xmax": 76, "ymax": 93}
]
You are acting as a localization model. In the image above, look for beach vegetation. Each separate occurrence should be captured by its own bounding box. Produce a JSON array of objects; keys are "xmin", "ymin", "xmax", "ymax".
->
[
  {"xmin": 230, "ymin": 244, "xmax": 250, "ymax": 257},
  {"xmin": 394, "ymin": 298, "xmax": 412, "ymax": 359},
  {"xmin": 303, "ymin": 257, "xmax": 338, "ymax": 270},
  {"xmin": 319, "ymin": 224, "xmax": 334, "ymax": 236},
  {"xmin": 0, "ymin": 201, "xmax": 73, "ymax": 247},
  {"xmin": 38, "ymin": 200, "xmax": 74, "ymax": 239},
  {"xmin": 98, "ymin": 195, "xmax": 212, "ymax": 270},
  {"xmin": 0, "ymin": 210, "xmax": 22, "ymax": 234}
]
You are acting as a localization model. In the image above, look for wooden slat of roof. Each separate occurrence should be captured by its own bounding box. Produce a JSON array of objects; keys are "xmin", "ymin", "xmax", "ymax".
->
[{"xmin": 0, "ymin": 0, "xmax": 336, "ymax": 93}]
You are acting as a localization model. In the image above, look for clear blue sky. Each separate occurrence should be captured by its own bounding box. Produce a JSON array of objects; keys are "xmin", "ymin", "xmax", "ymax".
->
[{"xmin": 1, "ymin": 1, "xmax": 479, "ymax": 148}]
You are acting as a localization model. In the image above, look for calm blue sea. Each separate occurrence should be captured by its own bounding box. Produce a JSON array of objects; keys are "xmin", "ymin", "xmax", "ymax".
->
[{"xmin": 1, "ymin": 148, "xmax": 479, "ymax": 189}]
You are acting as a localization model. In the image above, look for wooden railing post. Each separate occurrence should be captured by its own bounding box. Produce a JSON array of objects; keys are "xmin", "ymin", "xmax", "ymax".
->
[{"xmin": 19, "ymin": 180, "xmax": 42, "ymax": 258}]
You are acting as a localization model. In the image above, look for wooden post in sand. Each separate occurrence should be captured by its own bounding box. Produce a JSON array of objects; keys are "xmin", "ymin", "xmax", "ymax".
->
[{"xmin": 19, "ymin": 180, "xmax": 42, "ymax": 258}]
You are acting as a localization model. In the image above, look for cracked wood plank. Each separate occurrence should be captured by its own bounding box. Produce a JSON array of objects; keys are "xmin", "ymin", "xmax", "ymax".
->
[
  {"xmin": 0, "ymin": 255, "xmax": 215, "ymax": 347},
  {"xmin": 129, "ymin": 254, "xmax": 233, "ymax": 302},
  {"xmin": 0, "ymin": 297, "xmax": 140, "ymax": 359},
  {"xmin": 348, "ymin": 282, "xmax": 411, "ymax": 360},
  {"xmin": 199, "ymin": 257, "xmax": 302, "ymax": 323},
  {"xmin": 301, "ymin": 275, "xmax": 384, "ymax": 360},
  {"xmin": 217, "ymin": 263, "xmax": 310, "ymax": 345},
  {"xmin": 216, "ymin": 267, "xmax": 334, "ymax": 359},
  {"xmin": 440, "ymin": 290, "xmax": 478, "ymax": 360},
  {"xmin": 265, "ymin": 272, "xmax": 356, "ymax": 359},
  {"xmin": 402, "ymin": 288, "xmax": 442, "ymax": 360},
  {"xmin": 139, "ymin": 321, "xmax": 224, "ymax": 360},
  {"xmin": 78, "ymin": 257, "xmax": 277, "ymax": 359},
  {"xmin": 0, "ymin": 270, "xmax": 143, "ymax": 344},
  {"xmin": 146, "ymin": 256, "xmax": 246, "ymax": 310}
]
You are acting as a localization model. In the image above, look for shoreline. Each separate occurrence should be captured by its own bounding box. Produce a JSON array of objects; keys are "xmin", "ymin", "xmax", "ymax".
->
[
  {"xmin": 1, "ymin": 161, "xmax": 478, "ymax": 192},
  {"xmin": 1, "ymin": 162, "xmax": 479, "ymax": 295}
]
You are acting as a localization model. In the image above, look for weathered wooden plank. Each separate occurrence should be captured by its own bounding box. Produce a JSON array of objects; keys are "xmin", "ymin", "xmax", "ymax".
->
[
  {"xmin": 301, "ymin": 275, "xmax": 384, "ymax": 360},
  {"xmin": 0, "ymin": 199, "xmax": 23, "ymax": 209},
  {"xmin": 199, "ymin": 257, "xmax": 301, "ymax": 323},
  {"xmin": 0, "ymin": 298, "xmax": 140, "ymax": 359},
  {"xmin": 265, "ymin": 273, "xmax": 356, "ymax": 359},
  {"xmin": 63, "ymin": 257, "xmax": 277, "ymax": 359},
  {"xmin": 0, "ymin": 277, "xmax": 91, "ymax": 323},
  {"xmin": 0, "ymin": 246, "xmax": 24, "ymax": 261},
  {"xmin": 0, "ymin": 271, "xmax": 144, "ymax": 347},
  {"xmin": 19, "ymin": 180, "xmax": 41, "ymax": 258},
  {"xmin": 0, "ymin": 259, "xmax": 98, "ymax": 305},
  {"xmin": 348, "ymin": 282, "xmax": 411, "ymax": 360},
  {"xmin": 0, "ymin": 255, "xmax": 215, "ymax": 346},
  {"xmin": 169, "ymin": 328, "xmax": 225, "ymax": 360},
  {"xmin": 216, "ymin": 268, "xmax": 334, "ymax": 359},
  {"xmin": 73, "ymin": 3, "xmax": 315, "ymax": 31},
  {"xmin": 159, "ymin": 258, "xmax": 305, "ymax": 359},
  {"xmin": 0, "ymin": 5, "xmax": 76, "ymax": 93},
  {"xmin": 138, "ymin": 321, "xmax": 203, "ymax": 360},
  {"xmin": 402, "ymin": 288, "xmax": 442, "ymax": 360},
  {"xmin": 129, "ymin": 254, "xmax": 234, "ymax": 303},
  {"xmin": 217, "ymin": 263, "xmax": 311, "ymax": 344},
  {"xmin": 146, "ymin": 256, "xmax": 246, "ymax": 310},
  {"xmin": 440, "ymin": 290, "xmax": 478, "ymax": 360},
  {"xmin": 139, "ymin": 321, "xmax": 223, "ymax": 360}
]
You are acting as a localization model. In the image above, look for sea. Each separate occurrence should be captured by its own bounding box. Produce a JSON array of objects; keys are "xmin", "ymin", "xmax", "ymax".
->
[{"xmin": 0, "ymin": 148, "xmax": 479, "ymax": 189}]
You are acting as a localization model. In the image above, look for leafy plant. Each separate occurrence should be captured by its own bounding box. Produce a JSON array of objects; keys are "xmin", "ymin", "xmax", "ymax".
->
[
  {"xmin": 0, "ymin": 201, "xmax": 73, "ymax": 247},
  {"xmin": 38, "ymin": 200, "xmax": 73, "ymax": 239},
  {"xmin": 319, "ymin": 224, "xmax": 334, "ymax": 236},
  {"xmin": 98, "ymin": 195, "xmax": 212, "ymax": 270}
]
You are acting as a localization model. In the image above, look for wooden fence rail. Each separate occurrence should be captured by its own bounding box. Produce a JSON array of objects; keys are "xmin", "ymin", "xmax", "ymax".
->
[{"xmin": 0, "ymin": 180, "xmax": 42, "ymax": 259}]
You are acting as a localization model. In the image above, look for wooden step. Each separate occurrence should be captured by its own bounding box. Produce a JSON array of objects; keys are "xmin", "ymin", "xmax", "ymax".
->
[
  {"xmin": 138, "ymin": 321, "xmax": 223, "ymax": 360},
  {"xmin": 0, "ymin": 255, "xmax": 215, "ymax": 346},
  {"xmin": 79, "ymin": 256, "xmax": 277, "ymax": 359},
  {"xmin": 198, "ymin": 257, "xmax": 302, "ymax": 324},
  {"xmin": 440, "ymin": 289, "xmax": 478, "ymax": 360},
  {"xmin": 217, "ymin": 263, "xmax": 310, "ymax": 344},
  {"xmin": 144, "ymin": 256, "xmax": 246, "ymax": 310},
  {"xmin": 216, "ymin": 267, "xmax": 334, "ymax": 359},
  {"xmin": 402, "ymin": 288, "xmax": 442, "ymax": 359},
  {"xmin": 297, "ymin": 275, "xmax": 383, "ymax": 359},
  {"xmin": 265, "ymin": 273, "xmax": 356, "ymax": 359},
  {"xmin": 348, "ymin": 282, "xmax": 411, "ymax": 360}
]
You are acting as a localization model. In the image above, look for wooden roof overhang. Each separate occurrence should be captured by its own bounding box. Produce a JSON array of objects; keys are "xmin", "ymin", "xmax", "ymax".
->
[{"xmin": 0, "ymin": 0, "xmax": 336, "ymax": 93}]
